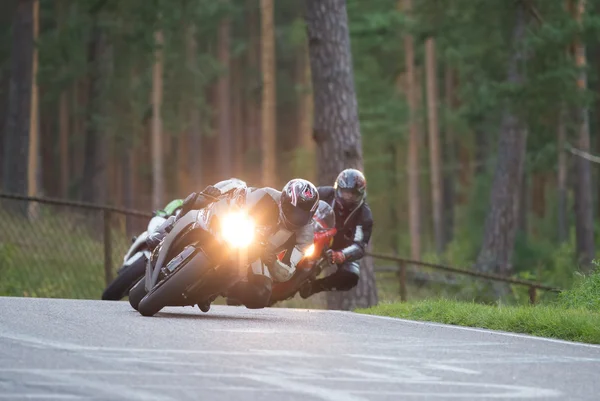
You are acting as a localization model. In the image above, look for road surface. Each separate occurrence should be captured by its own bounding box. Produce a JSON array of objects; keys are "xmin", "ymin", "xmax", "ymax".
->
[{"xmin": 0, "ymin": 297, "xmax": 599, "ymax": 400}]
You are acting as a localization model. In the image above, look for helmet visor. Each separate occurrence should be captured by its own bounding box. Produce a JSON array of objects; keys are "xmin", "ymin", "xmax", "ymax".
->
[
  {"xmin": 281, "ymin": 201, "xmax": 313, "ymax": 228},
  {"xmin": 336, "ymin": 188, "xmax": 363, "ymax": 207}
]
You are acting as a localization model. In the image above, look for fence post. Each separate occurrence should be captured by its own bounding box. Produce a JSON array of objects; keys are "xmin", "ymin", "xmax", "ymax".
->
[
  {"xmin": 103, "ymin": 209, "xmax": 113, "ymax": 286},
  {"xmin": 528, "ymin": 286, "xmax": 537, "ymax": 305},
  {"xmin": 398, "ymin": 260, "xmax": 407, "ymax": 302}
]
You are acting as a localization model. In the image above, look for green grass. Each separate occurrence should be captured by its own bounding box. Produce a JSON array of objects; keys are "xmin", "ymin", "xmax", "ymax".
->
[
  {"xmin": 556, "ymin": 269, "xmax": 600, "ymax": 311},
  {"xmin": 357, "ymin": 270, "xmax": 600, "ymax": 344},
  {"xmin": 357, "ymin": 299, "xmax": 600, "ymax": 344},
  {"xmin": 0, "ymin": 204, "xmax": 133, "ymax": 299}
]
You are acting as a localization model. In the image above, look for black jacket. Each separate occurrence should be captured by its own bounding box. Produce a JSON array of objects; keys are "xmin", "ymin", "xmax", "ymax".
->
[{"xmin": 317, "ymin": 186, "xmax": 373, "ymax": 262}]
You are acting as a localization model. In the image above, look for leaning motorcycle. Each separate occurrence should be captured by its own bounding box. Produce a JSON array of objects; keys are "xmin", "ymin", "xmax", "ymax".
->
[
  {"xmin": 101, "ymin": 214, "xmax": 168, "ymax": 301},
  {"xmin": 129, "ymin": 192, "xmax": 273, "ymax": 317}
]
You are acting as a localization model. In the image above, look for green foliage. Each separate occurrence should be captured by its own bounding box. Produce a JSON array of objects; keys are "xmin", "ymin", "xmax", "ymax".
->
[
  {"xmin": 357, "ymin": 299, "xmax": 600, "ymax": 344},
  {"xmin": 557, "ymin": 268, "xmax": 600, "ymax": 311}
]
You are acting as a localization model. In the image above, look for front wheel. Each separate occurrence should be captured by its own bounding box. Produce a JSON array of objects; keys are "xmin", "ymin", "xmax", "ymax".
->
[
  {"xmin": 102, "ymin": 256, "xmax": 147, "ymax": 301},
  {"xmin": 128, "ymin": 278, "xmax": 148, "ymax": 311},
  {"xmin": 137, "ymin": 252, "xmax": 213, "ymax": 317}
]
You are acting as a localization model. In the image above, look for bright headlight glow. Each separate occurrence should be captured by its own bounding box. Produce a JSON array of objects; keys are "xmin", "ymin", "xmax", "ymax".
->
[
  {"xmin": 304, "ymin": 243, "xmax": 316, "ymax": 258},
  {"xmin": 220, "ymin": 211, "xmax": 255, "ymax": 248}
]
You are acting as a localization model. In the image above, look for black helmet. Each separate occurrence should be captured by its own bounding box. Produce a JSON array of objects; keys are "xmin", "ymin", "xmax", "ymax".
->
[
  {"xmin": 334, "ymin": 168, "xmax": 367, "ymax": 210},
  {"xmin": 280, "ymin": 179, "xmax": 319, "ymax": 230}
]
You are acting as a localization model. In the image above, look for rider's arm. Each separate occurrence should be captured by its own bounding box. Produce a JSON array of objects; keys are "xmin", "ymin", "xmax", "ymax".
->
[
  {"xmin": 268, "ymin": 224, "xmax": 314, "ymax": 282},
  {"xmin": 340, "ymin": 205, "xmax": 373, "ymax": 263},
  {"xmin": 317, "ymin": 186, "xmax": 335, "ymax": 204}
]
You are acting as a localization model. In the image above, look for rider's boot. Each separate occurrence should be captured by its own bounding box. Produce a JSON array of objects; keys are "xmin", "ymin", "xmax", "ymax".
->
[{"xmin": 299, "ymin": 280, "xmax": 325, "ymax": 299}]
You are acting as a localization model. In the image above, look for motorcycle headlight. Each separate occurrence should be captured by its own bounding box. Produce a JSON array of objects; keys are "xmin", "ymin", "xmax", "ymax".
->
[{"xmin": 220, "ymin": 212, "xmax": 255, "ymax": 248}]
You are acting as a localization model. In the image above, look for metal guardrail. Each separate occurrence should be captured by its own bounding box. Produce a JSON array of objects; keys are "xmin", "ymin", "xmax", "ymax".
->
[
  {"xmin": 0, "ymin": 192, "xmax": 560, "ymax": 303},
  {"xmin": 0, "ymin": 192, "xmax": 151, "ymax": 298},
  {"xmin": 369, "ymin": 252, "xmax": 561, "ymax": 304}
]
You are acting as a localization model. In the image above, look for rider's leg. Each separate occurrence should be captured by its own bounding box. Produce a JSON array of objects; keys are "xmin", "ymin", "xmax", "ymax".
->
[
  {"xmin": 226, "ymin": 260, "xmax": 273, "ymax": 309},
  {"xmin": 300, "ymin": 261, "xmax": 360, "ymax": 298}
]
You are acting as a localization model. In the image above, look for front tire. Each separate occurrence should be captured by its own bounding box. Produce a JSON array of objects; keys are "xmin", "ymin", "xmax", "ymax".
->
[
  {"xmin": 102, "ymin": 256, "xmax": 147, "ymax": 301},
  {"xmin": 129, "ymin": 278, "xmax": 148, "ymax": 311},
  {"xmin": 137, "ymin": 252, "xmax": 212, "ymax": 317}
]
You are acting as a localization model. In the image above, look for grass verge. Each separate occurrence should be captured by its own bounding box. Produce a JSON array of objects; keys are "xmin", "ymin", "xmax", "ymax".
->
[{"xmin": 356, "ymin": 299, "xmax": 600, "ymax": 344}]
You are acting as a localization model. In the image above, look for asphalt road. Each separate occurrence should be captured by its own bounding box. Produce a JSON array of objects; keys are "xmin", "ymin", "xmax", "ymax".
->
[{"xmin": 1, "ymin": 297, "xmax": 599, "ymax": 401}]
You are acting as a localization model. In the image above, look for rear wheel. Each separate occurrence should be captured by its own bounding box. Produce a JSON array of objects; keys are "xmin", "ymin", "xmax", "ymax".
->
[
  {"xmin": 137, "ymin": 252, "xmax": 213, "ymax": 317},
  {"xmin": 102, "ymin": 256, "xmax": 147, "ymax": 301},
  {"xmin": 128, "ymin": 278, "xmax": 148, "ymax": 311}
]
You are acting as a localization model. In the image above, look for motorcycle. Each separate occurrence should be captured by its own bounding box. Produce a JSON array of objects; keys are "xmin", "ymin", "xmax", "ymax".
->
[
  {"xmin": 128, "ymin": 189, "xmax": 277, "ymax": 317},
  {"xmin": 268, "ymin": 200, "xmax": 336, "ymax": 305},
  {"xmin": 101, "ymin": 213, "xmax": 169, "ymax": 301}
]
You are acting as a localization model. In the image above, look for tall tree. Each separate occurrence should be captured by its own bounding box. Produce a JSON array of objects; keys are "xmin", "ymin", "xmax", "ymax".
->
[
  {"xmin": 27, "ymin": 0, "xmax": 39, "ymax": 217},
  {"xmin": 298, "ymin": 39, "xmax": 315, "ymax": 181},
  {"xmin": 442, "ymin": 66, "xmax": 457, "ymax": 247},
  {"xmin": 3, "ymin": 0, "xmax": 36, "ymax": 198},
  {"xmin": 81, "ymin": 3, "xmax": 109, "ymax": 205},
  {"xmin": 260, "ymin": 0, "xmax": 276, "ymax": 186},
  {"xmin": 217, "ymin": 15, "xmax": 232, "ymax": 180},
  {"xmin": 306, "ymin": 0, "xmax": 378, "ymax": 310},
  {"xmin": 557, "ymin": 106, "xmax": 568, "ymax": 242},
  {"xmin": 232, "ymin": 56, "xmax": 244, "ymax": 177},
  {"xmin": 57, "ymin": 0, "xmax": 69, "ymax": 198},
  {"xmin": 425, "ymin": 36, "xmax": 444, "ymax": 254},
  {"xmin": 151, "ymin": 29, "xmax": 165, "ymax": 209},
  {"xmin": 246, "ymin": 0, "xmax": 260, "ymax": 150},
  {"xmin": 186, "ymin": 23, "xmax": 202, "ymax": 190},
  {"xmin": 402, "ymin": 0, "xmax": 421, "ymax": 260},
  {"xmin": 299, "ymin": 41, "xmax": 314, "ymax": 153},
  {"xmin": 475, "ymin": 2, "xmax": 528, "ymax": 297},
  {"xmin": 569, "ymin": 0, "xmax": 595, "ymax": 269}
]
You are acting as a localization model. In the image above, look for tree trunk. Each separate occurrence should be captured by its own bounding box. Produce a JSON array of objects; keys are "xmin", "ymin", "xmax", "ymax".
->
[
  {"xmin": 217, "ymin": 17, "xmax": 232, "ymax": 180},
  {"xmin": 3, "ymin": 0, "xmax": 35, "ymax": 198},
  {"xmin": 557, "ymin": 105, "xmax": 568, "ymax": 243},
  {"xmin": 0, "ymin": 0, "xmax": 18, "ymax": 188},
  {"xmin": 425, "ymin": 36, "xmax": 444, "ymax": 254},
  {"xmin": 299, "ymin": 41, "xmax": 314, "ymax": 153},
  {"xmin": 27, "ymin": 0, "xmax": 39, "ymax": 218},
  {"xmin": 571, "ymin": 0, "xmax": 595, "ymax": 269},
  {"xmin": 261, "ymin": 0, "xmax": 276, "ymax": 186},
  {"xmin": 306, "ymin": 0, "xmax": 378, "ymax": 310},
  {"xmin": 246, "ymin": 0, "xmax": 260, "ymax": 150},
  {"xmin": 518, "ymin": 172, "xmax": 528, "ymax": 238},
  {"xmin": 57, "ymin": 0, "xmax": 69, "ymax": 199},
  {"xmin": 71, "ymin": 77, "xmax": 86, "ymax": 199},
  {"xmin": 401, "ymin": 0, "xmax": 421, "ymax": 260},
  {"xmin": 294, "ymin": 38, "xmax": 316, "ymax": 181},
  {"xmin": 232, "ymin": 57, "xmax": 244, "ymax": 177},
  {"xmin": 442, "ymin": 66, "xmax": 456, "ymax": 247},
  {"xmin": 59, "ymin": 90, "xmax": 69, "ymax": 198},
  {"xmin": 475, "ymin": 2, "xmax": 528, "ymax": 298},
  {"xmin": 474, "ymin": 125, "xmax": 489, "ymax": 176},
  {"xmin": 151, "ymin": 30, "xmax": 165, "ymax": 210},
  {"xmin": 81, "ymin": 7, "xmax": 110, "ymax": 205},
  {"xmin": 186, "ymin": 23, "xmax": 202, "ymax": 190},
  {"xmin": 531, "ymin": 172, "xmax": 546, "ymax": 219}
]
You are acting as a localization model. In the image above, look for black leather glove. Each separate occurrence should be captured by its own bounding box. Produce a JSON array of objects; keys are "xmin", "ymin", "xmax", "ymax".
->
[{"xmin": 200, "ymin": 185, "xmax": 221, "ymax": 201}]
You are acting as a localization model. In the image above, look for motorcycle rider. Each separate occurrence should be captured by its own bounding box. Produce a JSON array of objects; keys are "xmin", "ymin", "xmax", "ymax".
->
[
  {"xmin": 299, "ymin": 168, "xmax": 373, "ymax": 299},
  {"xmin": 145, "ymin": 178, "xmax": 247, "ymax": 249},
  {"xmin": 146, "ymin": 177, "xmax": 320, "ymax": 311}
]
